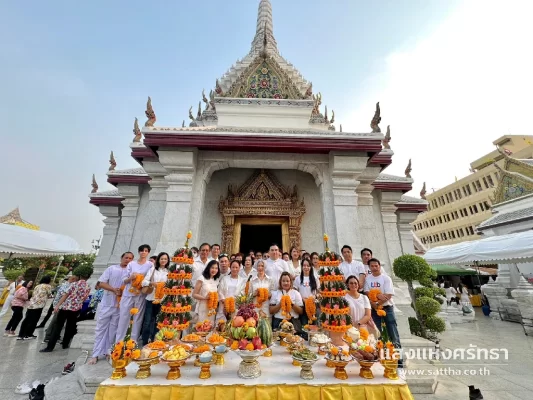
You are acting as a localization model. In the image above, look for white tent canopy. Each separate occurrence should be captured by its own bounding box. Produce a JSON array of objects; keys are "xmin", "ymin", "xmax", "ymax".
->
[
  {"xmin": 0, "ymin": 223, "xmax": 83, "ymax": 258},
  {"xmin": 423, "ymin": 229, "xmax": 533, "ymax": 265}
]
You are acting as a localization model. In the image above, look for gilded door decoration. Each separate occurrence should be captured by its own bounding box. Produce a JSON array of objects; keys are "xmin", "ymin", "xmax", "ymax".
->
[{"xmin": 219, "ymin": 170, "xmax": 306, "ymax": 253}]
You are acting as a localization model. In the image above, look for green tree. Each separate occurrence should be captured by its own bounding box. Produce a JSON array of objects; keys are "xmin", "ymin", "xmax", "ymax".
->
[{"xmin": 393, "ymin": 254, "xmax": 445, "ymax": 340}]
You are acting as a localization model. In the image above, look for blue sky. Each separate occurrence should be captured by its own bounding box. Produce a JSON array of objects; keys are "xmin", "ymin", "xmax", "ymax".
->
[{"xmin": 2, "ymin": 0, "xmax": 531, "ymax": 251}]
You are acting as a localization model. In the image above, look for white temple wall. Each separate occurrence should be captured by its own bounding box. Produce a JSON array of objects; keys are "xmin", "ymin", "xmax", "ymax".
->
[
  {"xmin": 200, "ymin": 168, "xmax": 323, "ymax": 252},
  {"xmin": 130, "ymin": 184, "xmax": 166, "ymax": 254},
  {"xmin": 365, "ymin": 191, "xmax": 390, "ymax": 272}
]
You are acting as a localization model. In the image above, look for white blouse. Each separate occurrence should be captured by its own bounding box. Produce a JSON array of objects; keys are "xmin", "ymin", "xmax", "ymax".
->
[
  {"xmin": 218, "ymin": 274, "xmax": 246, "ymax": 300},
  {"xmin": 271, "ymin": 289, "xmax": 303, "ymax": 320},
  {"xmin": 239, "ymin": 267, "xmax": 257, "ymax": 280},
  {"xmin": 293, "ymin": 275, "xmax": 315, "ymax": 300},
  {"xmin": 142, "ymin": 266, "xmax": 169, "ymax": 302},
  {"xmin": 345, "ymin": 293, "xmax": 371, "ymax": 324},
  {"xmin": 290, "ymin": 260, "xmax": 301, "ymax": 276}
]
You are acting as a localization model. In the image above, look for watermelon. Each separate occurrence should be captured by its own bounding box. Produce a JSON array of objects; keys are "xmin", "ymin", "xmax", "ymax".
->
[{"xmin": 257, "ymin": 317, "xmax": 272, "ymax": 346}]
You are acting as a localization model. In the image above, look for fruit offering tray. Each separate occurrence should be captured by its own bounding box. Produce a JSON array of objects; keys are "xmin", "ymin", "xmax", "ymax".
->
[{"xmin": 98, "ymin": 345, "xmax": 406, "ymax": 387}]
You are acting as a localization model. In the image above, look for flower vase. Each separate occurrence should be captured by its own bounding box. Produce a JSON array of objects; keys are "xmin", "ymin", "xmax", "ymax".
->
[{"xmin": 111, "ymin": 359, "xmax": 130, "ymax": 380}]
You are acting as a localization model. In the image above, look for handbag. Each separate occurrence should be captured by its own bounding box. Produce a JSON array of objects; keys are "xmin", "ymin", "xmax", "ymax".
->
[{"xmin": 141, "ymin": 269, "xmax": 154, "ymax": 295}]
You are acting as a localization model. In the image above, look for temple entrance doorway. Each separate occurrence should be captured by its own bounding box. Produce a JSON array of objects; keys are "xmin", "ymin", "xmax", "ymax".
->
[
  {"xmin": 239, "ymin": 224, "xmax": 282, "ymax": 255},
  {"xmin": 232, "ymin": 217, "xmax": 289, "ymax": 254}
]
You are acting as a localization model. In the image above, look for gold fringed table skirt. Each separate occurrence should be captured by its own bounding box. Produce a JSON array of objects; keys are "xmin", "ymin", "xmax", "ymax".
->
[{"xmin": 95, "ymin": 383, "xmax": 413, "ymax": 400}]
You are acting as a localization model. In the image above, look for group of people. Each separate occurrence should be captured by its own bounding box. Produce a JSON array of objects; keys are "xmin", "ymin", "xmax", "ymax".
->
[
  {"xmin": 2, "ymin": 267, "xmax": 93, "ymax": 353},
  {"xmin": 88, "ymin": 240, "xmax": 401, "ymax": 364}
]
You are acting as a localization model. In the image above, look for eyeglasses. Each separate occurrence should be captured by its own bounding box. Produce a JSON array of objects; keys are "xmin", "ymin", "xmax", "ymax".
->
[{"xmin": 348, "ymin": 282, "xmax": 358, "ymax": 285}]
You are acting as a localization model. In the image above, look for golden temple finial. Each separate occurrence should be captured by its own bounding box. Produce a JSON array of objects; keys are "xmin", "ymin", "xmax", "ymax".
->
[
  {"xmin": 91, "ymin": 174, "xmax": 98, "ymax": 194},
  {"xmin": 197, "ymin": 101, "xmax": 202, "ymax": 119},
  {"xmin": 202, "ymin": 89, "xmax": 209, "ymax": 110},
  {"xmin": 109, "ymin": 151, "xmax": 116, "ymax": 171},
  {"xmin": 370, "ymin": 102, "xmax": 381, "ymax": 133},
  {"xmin": 330, "ymin": 110, "xmax": 335, "ymax": 124},
  {"xmin": 132, "ymin": 117, "xmax": 142, "ymax": 142},
  {"xmin": 420, "ymin": 182, "xmax": 426, "ymax": 199},
  {"xmin": 188, "ymin": 106, "xmax": 194, "ymax": 121},
  {"xmin": 145, "ymin": 96, "xmax": 156, "ymax": 127},
  {"xmin": 383, "ymin": 125, "xmax": 391, "ymax": 149},
  {"xmin": 405, "ymin": 158, "xmax": 412, "ymax": 178}
]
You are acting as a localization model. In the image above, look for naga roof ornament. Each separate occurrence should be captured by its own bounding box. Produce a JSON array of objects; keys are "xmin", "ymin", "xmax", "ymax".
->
[
  {"xmin": 383, "ymin": 125, "xmax": 391, "ymax": 149},
  {"xmin": 145, "ymin": 96, "xmax": 156, "ymax": 127},
  {"xmin": 91, "ymin": 174, "xmax": 98, "ymax": 194},
  {"xmin": 133, "ymin": 117, "xmax": 142, "ymax": 142},
  {"xmin": 109, "ymin": 151, "xmax": 116, "ymax": 171},
  {"xmin": 420, "ymin": 182, "xmax": 427, "ymax": 199},
  {"xmin": 405, "ymin": 159, "xmax": 412, "ymax": 178},
  {"xmin": 370, "ymin": 102, "xmax": 381, "ymax": 133}
]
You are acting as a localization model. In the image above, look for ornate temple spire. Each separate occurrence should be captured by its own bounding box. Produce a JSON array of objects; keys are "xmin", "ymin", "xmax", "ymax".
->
[
  {"xmin": 405, "ymin": 159, "xmax": 412, "ymax": 178},
  {"xmin": 133, "ymin": 117, "xmax": 142, "ymax": 142},
  {"xmin": 250, "ymin": 0, "xmax": 278, "ymax": 57}
]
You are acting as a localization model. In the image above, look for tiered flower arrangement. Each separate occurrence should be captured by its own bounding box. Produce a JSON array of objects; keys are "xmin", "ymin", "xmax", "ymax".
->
[
  {"xmin": 318, "ymin": 234, "xmax": 353, "ymax": 333},
  {"xmin": 111, "ymin": 308, "xmax": 140, "ymax": 362},
  {"xmin": 156, "ymin": 232, "xmax": 194, "ymax": 331}
]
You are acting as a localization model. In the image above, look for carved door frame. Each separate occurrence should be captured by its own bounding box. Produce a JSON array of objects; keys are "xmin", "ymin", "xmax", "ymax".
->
[{"xmin": 219, "ymin": 170, "xmax": 305, "ymax": 253}]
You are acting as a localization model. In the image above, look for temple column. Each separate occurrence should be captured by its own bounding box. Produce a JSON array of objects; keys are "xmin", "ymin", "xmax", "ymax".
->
[
  {"xmin": 379, "ymin": 191, "xmax": 404, "ymax": 275},
  {"xmin": 133, "ymin": 161, "xmax": 168, "ymax": 250},
  {"xmin": 329, "ymin": 153, "xmax": 368, "ymax": 252},
  {"xmin": 89, "ymin": 205, "xmax": 121, "ymax": 286},
  {"xmin": 397, "ymin": 211, "xmax": 418, "ymax": 255},
  {"xmin": 109, "ymin": 185, "xmax": 140, "ymax": 265},
  {"xmin": 156, "ymin": 149, "xmax": 197, "ymax": 253},
  {"xmin": 356, "ymin": 166, "xmax": 383, "ymax": 260}
]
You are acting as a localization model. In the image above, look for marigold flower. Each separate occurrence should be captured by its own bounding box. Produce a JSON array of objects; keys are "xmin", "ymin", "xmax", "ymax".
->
[
  {"xmin": 187, "ymin": 231, "xmax": 192, "ymax": 239},
  {"xmin": 126, "ymin": 339, "xmax": 136, "ymax": 350},
  {"xmin": 116, "ymin": 341, "xmax": 124, "ymax": 349},
  {"xmin": 323, "ymin": 233, "xmax": 329, "ymax": 242},
  {"xmin": 131, "ymin": 349, "xmax": 141, "ymax": 359},
  {"xmin": 124, "ymin": 349, "xmax": 132, "ymax": 359},
  {"xmin": 111, "ymin": 350, "xmax": 121, "ymax": 361},
  {"xmin": 130, "ymin": 308, "xmax": 139, "ymax": 315},
  {"xmin": 377, "ymin": 309, "xmax": 387, "ymax": 317}
]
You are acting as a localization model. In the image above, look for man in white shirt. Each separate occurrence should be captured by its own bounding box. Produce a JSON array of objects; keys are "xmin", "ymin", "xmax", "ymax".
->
[
  {"xmin": 116, "ymin": 244, "xmax": 153, "ymax": 341},
  {"xmin": 0, "ymin": 275, "xmax": 24, "ymax": 318},
  {"xmin": 192, "ymin": 243, "xmax": 212, "ymax": 287},
  {"xmin": 211, "ymin": 244, "xmax": 221, "ymax": 261},
  {"xmin": 265, "ymin": 244, "xmax": 292, "ymax": 290},
  {"xmin": 361, "ymin": 248, "xmax": 387, "ymax": 277},
  {"xmin": 218, "ymin": 254, "xmax": 230, "ymax": 277},
  {"xmin": 340, "ymin": 245, "xmax": 366, "ymax": 290},
  {"xmin": 364, "ymin": 258, "xmax": 400, "ymax": 347},
  {"xmin": 88, "ymin": 252, "xmax": 134, "ymax": 364}
]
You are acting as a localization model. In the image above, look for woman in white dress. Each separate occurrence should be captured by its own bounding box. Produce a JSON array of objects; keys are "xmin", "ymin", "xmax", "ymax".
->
[
  {"xmin": 239, "ymin": 255, "xmax": 257, "ymax": 280},
  {"xmin": 344, "ymin": 275, "xmax": 372, "ymax": 329},
  {"xmin": 293, "ymin": 258, "xmax": 318, "ymax": 332},
  {"xmin": 217, "ymin": 260, "xmax": 246, "ymax": 321},
  {"xmin": 192, "ymin": 260, "xmax": 220, "ymax": 324},
  {"xmin": 289, "ymin": 247, "xmax": 302, "ymax": 277},
  {"xmin": 270, "ymin": 272, "xmax": 304, "ymax": 334},
  {"xmin": 251, "ymin": 260, "xmax": 274, "ymax": 321}
]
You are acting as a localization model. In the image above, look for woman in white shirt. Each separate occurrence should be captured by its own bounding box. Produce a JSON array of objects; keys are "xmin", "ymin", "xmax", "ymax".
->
[
  {"xmin": 270, "ymin": 272, "xmax": 303, "ymax": 333},
  {"xmin": 141, "ymin": 252, "xmax": 169, "ymax": 344},
  {"xmin": 444, "ymin": 283, "xmax": 458, "ymax": 306},
  {"xmin": 217, "ymin": 260, "xmax": 246, "ymax": 321},
  {"xmin": 310, "ymin": 252, "xmax": 320, "ymax": 278},
  {"xmin": 239, "ymin": 255, "xmax": 257, "ymax": 280},
  {"xmin": 293, "ymin": 258, "xmax": 317, "ymax": 332},
  {"xmin": 251, "ymin": 260, "xmax": 274, "ymax": 321},
  {"xmin": 288, "ymin": 247, "xmax": 302, "ymax": 277},
  {"xmin": 192, "ymin": 260, "xmax": 220, "ymax": 324},
  {"xmin": 344, "ymin": 275, "xmax": 372, "ymax": 328}
]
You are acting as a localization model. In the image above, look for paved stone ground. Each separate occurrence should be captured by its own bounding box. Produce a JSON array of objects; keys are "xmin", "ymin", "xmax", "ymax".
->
[
  {"xmin": 413, "ymin": 309, "xmax": 533, "ymax": 400},
  {"xmin": 0, "ymin": 310, "xmax": 74, "ymax": 400},
  {"xmin": 1, "ymin": 307, "xmax": 532, "ymax": 399}
]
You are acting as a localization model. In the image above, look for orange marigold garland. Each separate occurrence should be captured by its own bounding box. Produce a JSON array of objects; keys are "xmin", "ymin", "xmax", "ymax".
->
[
  {"xmin": 305, "ymin": 297, "xmax": 317, "ymax": 323},
  {"xmin": 116, "ymin": 285, "xmax": 125, "ymax": 308},
  {"xmin": 224, "ymin": 297, "xmax": 235, "ymax": 314},
  {"xmin": 368, "ymin": 288, "xmax": 387, "ymax": 317},
  {"xmin": 207, "ymin": 291, "xmax": 218, "ymax": 316},
  {"xmin": 128, "ymin": 274, "xmax": 144, "ymax": 295},
  {"xmin": 280, "ymin": 294, "xmax": 292, "ymax": 319},
  {"xmin": 152, "ymin": 282, "xmax": 166, "ymax": 304},
  {"xmin": 255, "ymin": 288, "xmax": 269, "ymax": 308}
]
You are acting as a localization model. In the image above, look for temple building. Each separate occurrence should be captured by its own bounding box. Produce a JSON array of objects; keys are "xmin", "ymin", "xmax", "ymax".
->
[
  {"xmin": 88, "ymin": 0, "xmax": 427, "ymax": 280},
  {"xmin": 0, "ymin": 207, "xmax": 39, "ymax": 231},
  {"xmin": 413, "ymin": 135, "xmax": 533, "ymax": 248}
]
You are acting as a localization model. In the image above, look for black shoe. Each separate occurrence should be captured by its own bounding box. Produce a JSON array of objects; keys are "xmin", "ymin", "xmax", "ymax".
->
[
  {"xmin": 62, "ymin": 362, "xmax": 75, "ymax": 375},
  {"xmin": 39, "ymin": 348, "xmax": 53, "ymax": 353},
  {"xmin": 24, "ymin": 335, "xmax": 37, "ymax": 340},
  {"xmin": 29, "ymin": 384, "xmax": 45, "ymax": 400}
]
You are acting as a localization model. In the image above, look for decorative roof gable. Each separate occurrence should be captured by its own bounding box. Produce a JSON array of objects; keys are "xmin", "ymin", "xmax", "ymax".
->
[{"xmin": 492, "ymin": 163, "xmax": 533, "ymax": 204}]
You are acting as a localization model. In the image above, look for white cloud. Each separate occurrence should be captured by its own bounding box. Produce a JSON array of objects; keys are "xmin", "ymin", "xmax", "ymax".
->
[{"xmin": 345, "ymin": 0, "xmax": 533, "ymax": 196}]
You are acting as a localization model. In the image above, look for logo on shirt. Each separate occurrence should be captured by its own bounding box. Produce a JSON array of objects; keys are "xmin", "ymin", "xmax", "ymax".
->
[{"xmin": 370, "ymin": 282, "xmax": 381, "ymax": 288}]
